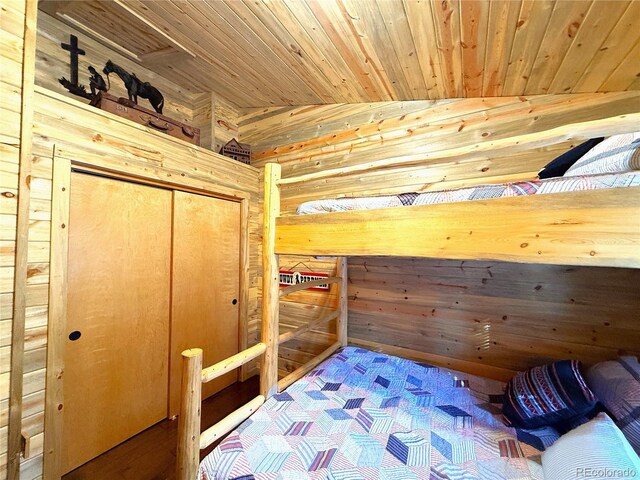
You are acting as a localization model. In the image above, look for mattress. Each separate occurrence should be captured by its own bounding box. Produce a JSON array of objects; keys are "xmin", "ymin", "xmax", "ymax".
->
[
  {"xmin": 296, "ymin": 171, "xmax": 640, "ymax": 215},
  {"xmin": 199, "ymin": 347, "xmax": 553, "ymax": 479}
]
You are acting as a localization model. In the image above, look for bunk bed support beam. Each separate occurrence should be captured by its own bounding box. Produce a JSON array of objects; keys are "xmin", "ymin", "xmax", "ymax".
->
[
  {"xmin": 273, "ymin": 187, "xmax": 640, "ymax": 268},
  {"xmin": 261, "ymin": 163, "xmax": 281, "ymax": 398},
  {"xmin": 337, "ymin": 257, "xmax": 348, "ymax": 346},
  {"xmin": 177, "ymin": 348, "xmax": 203, "ymax": 480}
]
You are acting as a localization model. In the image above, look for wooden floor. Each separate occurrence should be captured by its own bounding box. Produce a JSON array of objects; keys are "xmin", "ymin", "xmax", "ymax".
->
[{"xmin": 63, "ymin": 376, "xmax": 260, "ymax": 480}]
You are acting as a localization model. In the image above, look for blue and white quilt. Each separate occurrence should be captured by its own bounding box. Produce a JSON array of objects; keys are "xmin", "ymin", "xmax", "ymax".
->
[{"xmin": 200, "ymin": 347, "xmax": 551, "ymax": 479}]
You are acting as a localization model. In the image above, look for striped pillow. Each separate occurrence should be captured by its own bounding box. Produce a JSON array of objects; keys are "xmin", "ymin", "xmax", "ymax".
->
[
  {"xmin": 586, "ymin": 356, "xmax": 640, "ymax": 454},
  {"xmin": 564, "ymin": 132, "xmax": 640, "ymax": 177},
  {"xmin": 542, "ymin": 413, "xmax": 640, "ymax": 479},
  {"xmin": 503, "ymin": 360, "xmax": 597, "ymax": 429}
]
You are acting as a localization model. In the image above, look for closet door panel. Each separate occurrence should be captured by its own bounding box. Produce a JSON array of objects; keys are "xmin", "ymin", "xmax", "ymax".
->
[
  {"xmin": 169, "ymin": 191, "xmax": 241, "ymax": 417},
  {"xmin": 63, "ymin": 173, "xmax": 172, "ymax": 473}
]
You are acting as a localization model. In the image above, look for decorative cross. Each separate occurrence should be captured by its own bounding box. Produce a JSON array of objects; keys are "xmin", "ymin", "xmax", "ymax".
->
[{"xmin": 61, "ymin": 34, "xmax": 85, "ymax": 86}]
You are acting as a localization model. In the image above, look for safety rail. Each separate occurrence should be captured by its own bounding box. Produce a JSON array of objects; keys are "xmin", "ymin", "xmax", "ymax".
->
[
  {"xmin": 176, "ymin": 343, "xmax": 267, "ymax": 480},
  {"xmin": 278, "ymin": 310, "xmax": 339, "ymax": 345}
]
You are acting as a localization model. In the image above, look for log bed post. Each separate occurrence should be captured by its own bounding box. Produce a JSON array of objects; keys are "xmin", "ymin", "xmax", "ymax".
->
[
  {"xmin": 177, "ymin": 348, "xmax": 203, "ymax": 480},
  {"xmin": 337, "ymin": 257, "xmax": 348, "ymax": 346},
  {"xmin": 261, "ymin": 163, "xmax": 281, "ymax": 398}
]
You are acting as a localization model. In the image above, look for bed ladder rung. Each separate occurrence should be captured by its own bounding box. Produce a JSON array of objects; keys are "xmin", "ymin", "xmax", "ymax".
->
[
  {"xmin": 278, "ymin": 341, "xmax": 342, "ymax": 392},
  {"xmin": 279, "ymin": 276, "xmax": 341, "ymax": 297},
  {"xmin": 278, "ymin": 310, "xmax": 339, "ymax": 345},
  {"xmin": 199, "ymin": 395, "xmax": 265, "ymax": 449},
  {"xmin": 201, "ymin": 342, "xmax": 267, "ymax": 384}
]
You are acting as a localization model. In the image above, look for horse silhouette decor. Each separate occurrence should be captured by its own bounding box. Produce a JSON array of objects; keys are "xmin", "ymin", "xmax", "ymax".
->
[{"xmin": 103, "ymin": 60, "xmax": 165, "ymax": 114}]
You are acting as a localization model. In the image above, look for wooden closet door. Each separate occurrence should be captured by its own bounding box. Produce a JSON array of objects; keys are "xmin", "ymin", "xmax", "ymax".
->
[
  {"xmin": 63, "ymin": 173, "xmax": 172, "ymax": 474},
  {"xmin": 169, "ymin": 191, "xmax": 241, "ymax": 417}
]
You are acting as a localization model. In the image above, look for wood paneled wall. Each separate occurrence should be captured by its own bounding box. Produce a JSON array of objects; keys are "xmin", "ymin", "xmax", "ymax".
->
[
  {"xmin": 347, "ymin": 257, "xmax": 640, "ymax": 381},
  {"xmin": 240, "ymin": 91, "xmax": 640, "ymax": 379},
  {"xmin": 8, "ymin": 86, "xmax": 260, "ymax": 478}
]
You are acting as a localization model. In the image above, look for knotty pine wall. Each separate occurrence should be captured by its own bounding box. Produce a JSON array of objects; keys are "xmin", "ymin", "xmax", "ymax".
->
[
  {"xmin": 241, "ymin": 91, "xmax": 640, "ymax": 381},
  {"xmin": 0, "ymin": 1, "xmax": 29, "ymax": 478}
]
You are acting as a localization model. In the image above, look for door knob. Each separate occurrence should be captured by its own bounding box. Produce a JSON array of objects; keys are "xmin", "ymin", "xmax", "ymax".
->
[{"xmin": 232, "ymin": 299, "xmax": 238, "ymax": 305}]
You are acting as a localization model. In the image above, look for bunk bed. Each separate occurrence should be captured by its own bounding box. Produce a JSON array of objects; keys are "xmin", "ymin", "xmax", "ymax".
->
[{"xmin": 176, "ymin": 113, "xmax": 640, "ymax": 480}]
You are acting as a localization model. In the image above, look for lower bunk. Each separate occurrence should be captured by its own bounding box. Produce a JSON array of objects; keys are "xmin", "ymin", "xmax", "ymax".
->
[{"xmin": 199, "ymin": 347, "xmax": 549, "ymax": 479}]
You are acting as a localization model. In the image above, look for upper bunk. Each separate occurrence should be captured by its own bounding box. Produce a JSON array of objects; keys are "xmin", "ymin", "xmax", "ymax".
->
[{"xmin": 267, "ymin": 113, "xmax": 640, "ymax": 268}]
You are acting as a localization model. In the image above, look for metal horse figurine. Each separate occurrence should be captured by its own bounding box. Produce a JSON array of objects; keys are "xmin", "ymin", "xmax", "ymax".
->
[{"xmin": 103, "ymin": 60, "xmax": 165, "ymax": 114}]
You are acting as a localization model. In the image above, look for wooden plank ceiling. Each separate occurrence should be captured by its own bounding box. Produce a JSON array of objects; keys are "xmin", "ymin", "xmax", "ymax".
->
[{"xmin": 40, "ymin": 0, "xmax": 640, "ymax": 108}]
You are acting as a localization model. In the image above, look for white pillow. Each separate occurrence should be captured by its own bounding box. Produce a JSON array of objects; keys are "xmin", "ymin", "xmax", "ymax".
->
[
  {"xmin": 542, "ymin": 413, "xmax": 640, "ymax": 480},
  {"xmin": 564, "ymin": 132, "xmax": 640, "ymax": 176}
]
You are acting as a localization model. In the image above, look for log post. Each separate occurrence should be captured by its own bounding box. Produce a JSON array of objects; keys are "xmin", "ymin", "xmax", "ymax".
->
[
  {"xmin": 261, "ymin": 163, "xmax": 281, "ymax": 398},
  {"xmin": 176, "ymin": 348, "xmax": 203, "ymax": 480},
  {"xmin": 337, "ymin": 257, "xmax": 348, "ymax": 346}
]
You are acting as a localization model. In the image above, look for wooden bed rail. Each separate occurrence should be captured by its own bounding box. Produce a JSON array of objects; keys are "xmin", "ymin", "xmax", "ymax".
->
[
  {"xmin": 202, "ymin": 342, "xmax": 266, "ymax": 383},
  {"xmin": 176, "ymin": 344, "xmax": 267, "ymax": 480},
  {"xmin": 278, "ymin": 341, "xmax": 343, "ymax": 391},
  {"xmin": 278, "ymin": 310, "xmax": 339, "ymax": 345}
]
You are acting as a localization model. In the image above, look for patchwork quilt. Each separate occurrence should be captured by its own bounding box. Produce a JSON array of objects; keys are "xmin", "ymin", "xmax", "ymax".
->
[
  {"xmin": 296, "ymin": 171, "xmax": 640, "ymax": 215},
  {"xmin": 200, "ymin": 347, "xmax": 554, "ymax": 479}
]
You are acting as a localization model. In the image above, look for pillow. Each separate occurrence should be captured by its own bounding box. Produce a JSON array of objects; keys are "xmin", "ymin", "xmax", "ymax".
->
[
  {"xmin": 586, "ymin": 356, "xmax": 640, "ymax": 453},
  {"xmin": 542, "ymin": 413, "xmax": 640, "ymax": 480},
  {"xmin": 564, "ymin": 132, "xmax": 640, "ymax": 176},
  {"xmin": 538, "ymin": 138, "xmax": 604, "ymax": 179},
  {"xmin": 503, "ymin": 360, "xmax": 597, "ymax": 429}
]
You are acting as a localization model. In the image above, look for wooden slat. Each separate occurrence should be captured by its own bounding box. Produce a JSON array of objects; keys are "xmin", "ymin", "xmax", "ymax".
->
[
  {"xmin": 279, "ymin": 276, "xmax": 341, "ymax": 297},
  {"xmin": 201, "ymin": 343, "xmax": 266, "ymax": 384},
  {"xmin": 199, "ymin": 395, "xmax": 264, "ymax": 450},
  {"xmin": 573, "ymin": 1, "xmax": 640, "ymax": 93},
  {"xmin": 278, "ymin": 310, "xmax": 338, "ymax": 345},
  {"xmin": 278, "ymin": 341, "xmax": 342, "ymax": 392},
  {"xmin": 275, "ymin": 187, "xmax": 640, "ymax": 268}
]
